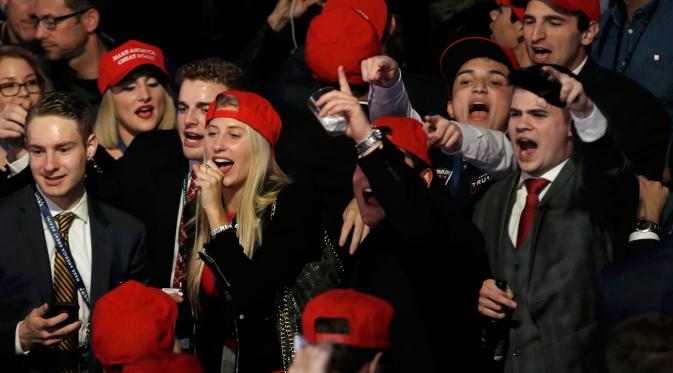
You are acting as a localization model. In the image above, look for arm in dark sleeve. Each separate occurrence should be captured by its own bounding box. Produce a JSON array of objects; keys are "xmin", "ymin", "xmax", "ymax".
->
[
  {"xmin": 236, "ymin": 21, "xmax": 297, "ymax": 91},
  {"xmin": 203, "ymin": 183, "xmax": 321, "ymax": 312}
]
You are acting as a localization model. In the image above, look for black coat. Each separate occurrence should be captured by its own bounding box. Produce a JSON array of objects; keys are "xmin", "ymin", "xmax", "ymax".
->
[
  {"xmin": 578, "ymin": 58, "xmax": 669, "ymax": 181},
  {"xmin": 348, "ymin": 140, "xmax": 488, "ymax": 372},
  {"xmin": 197, "ymin": 182, "xmax": 323, "ymax": 373},
  {"xmin": 111, "ymin": 130, "xmax": 189, "ymax": 288},
  {"xmin": 597, "ymin": 238, "xmax": 673, "ymax": 333}
]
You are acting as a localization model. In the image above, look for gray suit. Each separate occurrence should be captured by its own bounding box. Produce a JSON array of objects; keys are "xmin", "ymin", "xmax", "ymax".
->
[
  {"xmin": 473, "ymin": 136, "xmax": 638, "ymax": 373},
  {"xmin": 0, "ymin": 185, "xmax": 147, "ymax": 372}
]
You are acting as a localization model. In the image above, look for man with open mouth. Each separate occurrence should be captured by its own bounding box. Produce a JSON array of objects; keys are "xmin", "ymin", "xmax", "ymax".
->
[
  {"xmin": 363, "ymin": 36, "xmax": 519, "ymax": 209},
  {"xmin": 474, "ymin": 63, "xmax": 638, "ymax": 373},
  {"xmin": 513, "ymin": 0, "xmax": 669, "ymax": 181}
]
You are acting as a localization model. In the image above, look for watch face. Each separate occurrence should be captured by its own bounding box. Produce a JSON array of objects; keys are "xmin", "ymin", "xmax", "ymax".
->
[{"xmin": 637, "ymin": 219, "xmax": 653, "ymax": 231}]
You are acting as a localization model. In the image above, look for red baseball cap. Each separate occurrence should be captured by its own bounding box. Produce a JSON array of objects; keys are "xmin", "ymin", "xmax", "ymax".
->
[
  {"xmin": 495, "ymin": 0, "xmax": 525, "ymax": 21},
  {"xmin": 98, "ymin": 40, "xmax": 168, "ymax": 94},
  {"xmin": 303, "ymin": 289, "xmax": 393, "ymax": 349},
  {"xmin": 440, "ymin": 36, "xmax": 520, "ymax": 92},
  {"xmin": 205, "ymin": 90, "xmax": 282, "ymax": 147},
  {"xmin": 323, "ymin": 0, "xmax": 388, "ymax": 41},
  {"xmin": 121, "ymin": 351, "xmax": 205, "ymax": 373},
  {"xmin": 92, "ymin": 280, "xmax": 178, "ymax": 367},
  {"xmin": 305, "ymin": 7, "xmax": 381, "ymax": 85},
  {"xmin": 372, "ymin": 116, "xmax": 432, "ymax": 167},
  {"xmin": 512, "ymin": 0, "xmax": 600, "ymax": 22}
]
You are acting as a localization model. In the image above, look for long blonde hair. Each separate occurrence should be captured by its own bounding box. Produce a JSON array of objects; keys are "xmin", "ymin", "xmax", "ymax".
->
[
  {"xmin": 94, "ymin": 86, "xmax": 175, "ymax": 149},
  {"xmin": 187, "ymin": 125, "xmax": 290, "ymax": 312}
]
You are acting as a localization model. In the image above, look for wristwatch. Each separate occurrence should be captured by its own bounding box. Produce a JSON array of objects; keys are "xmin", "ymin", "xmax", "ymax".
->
[
  {"xmin": 632, "ymin": 217, "xmax": 662, "ymax": 235},
  {"xmin": 355, "ymin": 128, "xmax": 383, "ymax": 156}
]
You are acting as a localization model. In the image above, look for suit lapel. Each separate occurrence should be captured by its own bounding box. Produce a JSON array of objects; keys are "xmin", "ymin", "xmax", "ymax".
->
[
  {"xmin": 491, "ymin": 172, "xmax": 522, "ymax": 278},
  {"xmin": 17, "ymin": 187, "xmax": 53, "ymax": 304},
  {"xmin": 527, "ymin": 160, "xmax": 577, "ymax": 278},
  {"xmin": 88, "ymin": 198, "xmax": 112, "ymax": 305}
]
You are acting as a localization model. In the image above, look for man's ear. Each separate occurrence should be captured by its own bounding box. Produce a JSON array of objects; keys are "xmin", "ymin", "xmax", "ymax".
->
[
  {"xmin": 580, "ymin": 20, "xmax": 599, "ymax": 46},
  {"xmin": 86, "ymin": 133, "xmax": 97, "ymax": 160},
  {"xmin": 82, "ymin": 8, "xmax": 100, "ymax": 34},
  {"xmin": 446, "ymin": 100, "xmax": 455, "ymax": 119}
]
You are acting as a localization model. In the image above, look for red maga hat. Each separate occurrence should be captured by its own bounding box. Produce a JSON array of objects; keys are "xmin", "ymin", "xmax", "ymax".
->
[
  {"xmin": 440, "ymin": 36, "xmax": 520, "ymax": 91},
  {"xmin": 305, "ymin": 7, "xmax": 381, "ymax": 85},
  {"xmin": 372, "ymin": 116, "xmax": 432, "ymax": 167},
  {"xmin": 92, "ymin": 280, "xmax": 178, "ymax": 367},
  {"xmin": 323, "ymin": 0, "xmax": 388, "ymax": 41},
  {"xmin": 205, "ymin": 90, "xmax": 282, "ymax": 147},
  {"xmin": 303, "ymin": 289, "xmax": 394, "ymax": 349},
  {"xmin": 495, "ymin": 0, "xmax": 525, "ymax": 21},
  {"xmin": 98, "ymin": 40, "xmax": 167, "ymax": 94},
  {"xmin": 512, "ymin": 0, "xmax": 600, "ymax": 22}
]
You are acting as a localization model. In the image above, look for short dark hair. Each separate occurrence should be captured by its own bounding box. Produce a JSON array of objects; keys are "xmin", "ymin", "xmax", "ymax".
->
[
  {"xmin": 64, "ymin": 0, "xmax": 101, "ymax": 12},
  {"xmin": 605, "ymin": 314, "xmax": 673, "ymax": 373},
  {"xmin": 26, "ymin": 92, "xmax": 93, "ymax": 143},
  {"xmin": 314, "ymin": 318, "xmax": 381, "ymax": 373},
  {"xmin": 176, "ymin": 57, "xmax": 248, "ymax": 90}
]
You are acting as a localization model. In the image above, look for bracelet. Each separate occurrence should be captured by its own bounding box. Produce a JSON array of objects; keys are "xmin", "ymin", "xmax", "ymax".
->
[
  {"xmin": 210, "ymin": 224, "xmax": 234, "ymax": 239},
  {"xmin": 355, "ymin": 128, "xmax": 383, "ymax": 156}
]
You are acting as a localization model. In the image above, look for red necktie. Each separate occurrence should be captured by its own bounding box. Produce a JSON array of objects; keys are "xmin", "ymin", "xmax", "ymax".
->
[
  {"xmin": 173, "ymin": 174, "xmax": 198, "ymax": 288},
  {"xmin": 516, "ymin": 178, "xmax": 550, "ymax": 249}
]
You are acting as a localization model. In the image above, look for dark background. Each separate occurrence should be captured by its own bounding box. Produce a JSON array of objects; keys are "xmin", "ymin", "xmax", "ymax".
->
[{"xmin": 98, "ymin": 0, "xmax": 496, "ymax": 80}]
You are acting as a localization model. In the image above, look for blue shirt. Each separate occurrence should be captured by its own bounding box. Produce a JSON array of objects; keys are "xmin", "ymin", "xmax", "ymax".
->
[{"xmin": 593, "ymin": 0, "xmax": 673, "ymax": 128}]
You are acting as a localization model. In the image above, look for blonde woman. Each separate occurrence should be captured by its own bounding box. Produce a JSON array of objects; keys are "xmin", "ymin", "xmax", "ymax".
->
[
  {"xmin": 94, "ymin": 40, "xmax": 175, "ymax": 162},
  {"xmin": 188, "ymin": 90, "xmax": 322, "ymax": 372}
]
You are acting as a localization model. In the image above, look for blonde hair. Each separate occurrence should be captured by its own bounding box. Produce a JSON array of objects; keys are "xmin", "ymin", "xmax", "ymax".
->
[
  {"xmin": 187, "ymin": 125, "xmax": 290, "ymax": 312},
  {"xmin": 94, "ymin": 87, "xmax": 175, "ymax": 149}
]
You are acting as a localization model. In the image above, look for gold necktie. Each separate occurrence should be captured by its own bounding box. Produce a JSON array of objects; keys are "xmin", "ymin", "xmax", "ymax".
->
[{"xmin": 53, "ymin": 212, "xmax": 78, "ymax": 373}]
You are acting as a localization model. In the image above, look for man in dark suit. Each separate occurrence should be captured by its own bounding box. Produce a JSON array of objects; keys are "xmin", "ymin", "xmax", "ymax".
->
[
  {"xmin": 112, "ymin": 57, "xmax": 247, "ymax": 289},
  {"xmin": 515, "ymin": 0, "xmax": 669, "ymax": 180},
  {"xmin": 598, "ymin": 176, "xmax": 673, "ymax": 333},
  {"xmin": 474, "ymin": 65, "xmax": 638, "ymax": 372},
  {"xmin": 0, "ymin": 92, "xmax": 147, "ymax": 372}
]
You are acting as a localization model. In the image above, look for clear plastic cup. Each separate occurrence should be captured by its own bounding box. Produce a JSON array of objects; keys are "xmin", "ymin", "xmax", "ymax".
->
[{"xmin": 307, "ymin": 87, "xmax": 348, "ymax": 136}]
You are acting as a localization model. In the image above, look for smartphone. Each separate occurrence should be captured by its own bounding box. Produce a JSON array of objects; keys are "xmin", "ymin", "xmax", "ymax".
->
[{"xmin": 51, "ymin": 302, "xmax": 80, "ymax": 327}]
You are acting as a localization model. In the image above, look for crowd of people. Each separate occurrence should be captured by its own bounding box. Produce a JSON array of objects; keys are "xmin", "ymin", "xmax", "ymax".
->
[{"xmin": 0, "ymin": 0, "xmax": 672, "ymax": 372}]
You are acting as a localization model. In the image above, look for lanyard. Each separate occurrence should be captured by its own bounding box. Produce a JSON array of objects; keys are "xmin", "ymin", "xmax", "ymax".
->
[
  {"xmin": 117, "ymin": 136, "xmax": 128, "ymax": 153},
  {"xmin": 182, "ymin": 172, "xmax": 191, "ymax": 208},
  {"xmin": 32, "ymin": 184, "xmax": 92, "ymax": 309}
]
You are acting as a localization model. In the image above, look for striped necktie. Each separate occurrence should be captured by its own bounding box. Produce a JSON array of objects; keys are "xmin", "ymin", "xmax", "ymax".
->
[{"xmin": 53, "ymin": 212, "xmax": 79, "ymax": 373}]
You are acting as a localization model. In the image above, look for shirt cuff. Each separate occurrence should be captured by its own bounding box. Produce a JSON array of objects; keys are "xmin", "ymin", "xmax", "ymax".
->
[
  {"xmin": 15, "ymin": 321, "xmax": 28, "ymax": 355},
  {"xmin": 628, "ymin": 231, "xmax": 660, "ymax": 242},
  {"xmin": 7, "ymin": 152, "xmax": 29, "ymax": 176},
  {"xmin": 572, "ymin": 105, "xmax": 607, "ymax": 143}
]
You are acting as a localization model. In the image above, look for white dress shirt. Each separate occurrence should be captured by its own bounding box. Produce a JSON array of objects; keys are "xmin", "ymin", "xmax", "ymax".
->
[
  {"xmin": 15, "ymin": 189, "xmax": 92, "ymax": 354},
  {"xmin": 507, "ymin": 160, "xmax": 568, "ymax": 246}
]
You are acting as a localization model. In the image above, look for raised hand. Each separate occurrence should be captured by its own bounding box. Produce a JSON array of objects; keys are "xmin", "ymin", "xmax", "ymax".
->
[{"xmin": 360, "ymin": 55, "xmax": 400, "ymax": 88}]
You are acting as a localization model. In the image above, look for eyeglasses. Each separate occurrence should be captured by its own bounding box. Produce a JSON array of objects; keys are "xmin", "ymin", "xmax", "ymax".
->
[
  {"xmin": 30, "ymin": 8, "xmax": 91, "ymax": 31},
  {"xmin": 0, "ymin": 78, "xmax": 43, "ymax": 97}
]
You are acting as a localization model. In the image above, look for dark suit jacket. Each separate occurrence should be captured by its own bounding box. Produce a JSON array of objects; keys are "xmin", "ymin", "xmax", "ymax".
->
[
  {"xmin": 348, "ymin": 140, "xmax": 489, "ymax": 372},
  {"xmin": 112, "ymin": 130, "xmax": 189, "ymax": 288},
  {"xmin": 473, "ymin": 135, "xmax": 638, "ymax": 373},
  {"xmin": 0, "ymin": 185, "xmax": 147, "ymax": 372},
  {"xmin": 578, "ymin": 58, "xmax": 669, "ymax": 181},
  {"xmin": 597, "ymin": 238, "xmax": 673, "ymax": 333}
]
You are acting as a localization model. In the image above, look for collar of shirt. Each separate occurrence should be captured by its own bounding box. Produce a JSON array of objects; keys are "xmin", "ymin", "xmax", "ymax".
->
[
  {"xmin": 36, "ymin": 184, "xmax": 90, "ymax": 224},
  {"xmin": 517, "ymin": 158, "xmax": 569, "ymax": 192},
  {"xmin": 573, "ymin": 55, "xmax": 589, "ymax": 75},
  {"xmin": 612, "ymin": 0, "xmax": 657, "ymax": 26}
]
